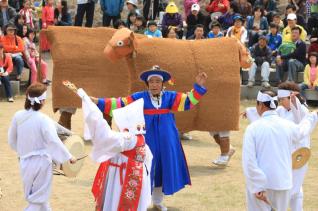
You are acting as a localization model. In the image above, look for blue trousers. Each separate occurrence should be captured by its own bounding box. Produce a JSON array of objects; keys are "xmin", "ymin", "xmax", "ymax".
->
[{"xmin": 0, "ymin": 76, "xmax": 12, "ymax": 98}]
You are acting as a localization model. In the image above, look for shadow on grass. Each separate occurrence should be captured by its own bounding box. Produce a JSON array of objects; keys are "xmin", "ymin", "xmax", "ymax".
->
[
  {"xmin": 181, "ymin": 139, "xmax": 212, "ymax": 148},
  {"xmin": 189, "ymin": 165, "xmax": 226, "ymax": 177},
  {"xmin": 148, "ymin": 207, "xmax": 181, "ymax": 211}
]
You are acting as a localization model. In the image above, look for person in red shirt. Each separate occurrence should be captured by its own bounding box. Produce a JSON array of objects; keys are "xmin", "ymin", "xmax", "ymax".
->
[
  {"xmin": 41, "ymin": 0, "xmax": 55, "ymax": 51},
  {"xmin": 0, "ymin": 43, "xmax": 14, "ymax": 102},
  {"xmin": 206, "ymin": 0, "xmax": 230, "ymax": 15},
  {"xmin": 1, "ymin": 24, "xmax": 25, "ymax": 81}
]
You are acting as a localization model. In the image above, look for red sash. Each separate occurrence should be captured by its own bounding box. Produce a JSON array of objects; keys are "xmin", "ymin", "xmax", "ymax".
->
[{"xmin": 92, "ymin": 135, "xmax": 146, "ymax": 211}]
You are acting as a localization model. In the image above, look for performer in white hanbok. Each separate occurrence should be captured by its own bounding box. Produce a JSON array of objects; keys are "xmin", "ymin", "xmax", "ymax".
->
[
  {"xmin": 65, "ymin": 81, "xmax": 153, "ymax": 211},
  {"xmin": 244, "ymin": 82, "xmax": 310, "ymax": 211},
  {"xmin": 8, "ymin": 83, "xmax": 77, "ymax": 211},
  {"xmin": 242, "ymin": 89, "xmax": 317, "ymax": 211}
]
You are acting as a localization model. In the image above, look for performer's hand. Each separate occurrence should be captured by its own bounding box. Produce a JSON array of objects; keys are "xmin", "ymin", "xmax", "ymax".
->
[
  {"xmin": 255, "ymin": 191, "xmax": 268, "ymax": 202},
  {"xmin": 196, "ymin": 72, "xmax": 208, "ymax": 86},
  {"xmin": 63, "ymin": 80, "xmax": 78, "ymax": 93},
  {"xmin": 240, "ymin": 111, "xmax": 247, "ymax": 119},
  {"xmin": 90, "ymin": 96, "xmax": 98, "ymax": 104},
  {"xmin": 69, "ymin": 156, "xmax": 77, "ymax": 164},
  {"xmin": 290, "ymin": 91, "xmax": 299, "ymax": 109}
]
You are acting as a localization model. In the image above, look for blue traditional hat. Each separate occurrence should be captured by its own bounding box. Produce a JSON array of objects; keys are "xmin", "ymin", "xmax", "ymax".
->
[{"xmin": 140, "ymin": 65, "xmax": 171, "ymax": 83}]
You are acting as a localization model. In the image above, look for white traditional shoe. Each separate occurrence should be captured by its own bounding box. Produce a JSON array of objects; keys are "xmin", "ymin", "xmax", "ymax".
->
[
  {"xmin": 212, "ymin": 155, "xmax": 229, "ymax": 166},
  {"xmin": 180, "ymin": 133, "xmax": 192, "ymax": 140},
  {"xmin": 153, "ymin": 203, "xmax": 168, "ymax": 211}
]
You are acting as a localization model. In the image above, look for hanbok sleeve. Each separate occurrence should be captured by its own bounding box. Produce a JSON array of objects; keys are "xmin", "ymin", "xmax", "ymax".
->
[
  {"xmin": 290, "ymin": 98, "xmax": 309, "ymax": 124},
  {"xmin": 78, "ymin": 88, "xmax": 137, "ymax": 163},
  {"xmin": 242, "ymin": 126, "xmax": 267, "ymax": 194},
  {"xmin": 171, "ymin": 83, "xmax": 207, "ymax": 111},
  {"xmin": 8, "ymin": 115, "xmax": 18, "ymax": 152},
  {"xmin": 291, "ymin": 112, "xmax": 318, "ymax": 144},
  {"xmin": 41, "ymin": 116, "xmax": 72, "ymax": 164}
]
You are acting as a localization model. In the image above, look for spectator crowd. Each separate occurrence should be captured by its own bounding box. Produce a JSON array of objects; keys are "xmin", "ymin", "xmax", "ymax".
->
[{"xmin": 1, "ymin": 0, "xmax": 318, "ymax": 103}]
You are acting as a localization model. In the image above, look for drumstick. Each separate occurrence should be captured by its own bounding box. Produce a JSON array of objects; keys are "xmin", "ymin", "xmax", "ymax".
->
[
  {"xmin": 76, "ymin": 155, "xmax": 88, "ymax": 161},
  {"xmin": 62, "ymin": 80, "xmax": 78, "ymax": 94}
]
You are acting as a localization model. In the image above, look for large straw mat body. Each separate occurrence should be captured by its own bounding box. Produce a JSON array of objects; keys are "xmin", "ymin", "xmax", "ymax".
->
[
  {"xmin": 62, "ymin": 134, "xmax": 85, "ymax": 177},
  {"xmin": 292, "ymin": 147, "xmax": 311, "ymax": 169}
]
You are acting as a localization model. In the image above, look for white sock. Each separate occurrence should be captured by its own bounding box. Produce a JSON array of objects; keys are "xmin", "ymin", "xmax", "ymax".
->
[{"xmin": 152, "ymin": 187, "xmax": 164, "ymax": 204}]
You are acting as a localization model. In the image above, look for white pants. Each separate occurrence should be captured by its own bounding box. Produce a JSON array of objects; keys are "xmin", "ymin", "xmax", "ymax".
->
[
  {"xmin": 20, "ymin": 155, "xmax": 52, "ymax": 211},
  {"xmin": 246, "ymin": 189, "xmax": 290, "ymax": 211},
  {"xmin": 290, "ymin": 188, "xmax": 303, "ymax": 211},
  {"xmin": 152, "ymin": 187, "xmax": 164, "ymax": 204}
]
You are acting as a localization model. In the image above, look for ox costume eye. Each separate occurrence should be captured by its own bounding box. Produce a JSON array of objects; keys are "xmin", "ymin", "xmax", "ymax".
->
[{"xmin": 117, "ymin": 41, "xmax": 124, "ymax": 47}]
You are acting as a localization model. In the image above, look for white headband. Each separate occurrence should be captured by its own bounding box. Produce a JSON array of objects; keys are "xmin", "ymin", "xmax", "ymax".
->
[
  {"xmin": 147, "ymin": 74, "xmax": 163, "ymax": 81},
  {"xmin": 28, "ymin": 91, "xmax": 47, "ymax": 105},
  {"xmin": 277, "ymin": 89, "xmax": 292, "ymax": 98},
  {"xmin": 257, "ymin": 91, "xmax": 278, "ymax": 109}
]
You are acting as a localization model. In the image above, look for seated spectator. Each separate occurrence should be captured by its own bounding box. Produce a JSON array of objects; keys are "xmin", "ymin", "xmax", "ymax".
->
[
  {"xmin": 23, "ymin": 28, "xmax": 49, "ymax": 85},
  {"xmin": 113, "ymin": 19, "xmax": 127, "ymax": 29},
  {"xmin": 254, "ymin": 0, "xmax": 277, "ymax": 20},
  {"xmin": 187, "ymin": 24, "xmax": 205, "ymax": 40},
  {"xmin": 19, "ymin": 0, "xmax": 34, "ymax": 29},
  {"xmin": 1, "ymin": 24, "xmax": 24, "ymax": 80},
  {"xmin": 161, "ymin": 2, "xmax": 183, "ymax": 39},
  {"xmin": 272, "ymin": 12, "xmax": 285, "ymax": 33},
  {"xmin": 237, "ymin": 0, "xmax": 252, "ymax": 18},
  {"xmin": 206, "ymin": 0, "xmax": 230, "ymax": 15},
  {"xmin": 100, "ymin": 0, "xmax": 124, "ymax": 27},
  {"xmin": 217, "ymin": 1, "xmax": 239, "ymax": 31},
  {"xmin": 8, "ymin": 0, "xmax": 22, "ymax": 12},
  {"xmin": 299, "ymin": 52, "xmax": 318, "ymax": 96},
  {"xmin": 0, "ymin": 43, "xmax": 14, "ymax": 102},
  {"xmin": 276, "ymin": 26, "xmax": 306, "ymax": 82},
  {"xmin": 20, "ymin": 24, "xmax": 28, "ymax": 38},
  {"xmin": 0, "ymin": 0, "xmax": 17, "ymax": 31},
  {"xmin": 282, "ymin": 13, "xmax": 307, "ymax": 43},
  {"xmin": 126, "ymin": 0, "xmax": 140, "ymax": 16},
  {"xmin": 144, "ymin": 21, "xmax": 162, "ymax": 38},
  {"xmin": 247, "ymin": 36, "xmax": 272, "ymax": 88},
  {"xmin": 54, "ymin": 0, "xmax": 72, "ymax": 26},
  {"xmin": 184, "ymin": 0, "xmax": 200, "ymax": 18},
  {"xmin": 266, "ymin": 23, "xmax": 282, "ymax": 56},
  {"xmin": 164, "ymin": 26, "xmax": 178, "ymax": 39},
  {"xmin": 283, "ymin": 4, "xmax": 306, "ymax": 29},
  {"xmin": 126, "ymin": 11, "xmax": 137, "ymax": 30},
  {"xmin": 287, "ymin": 0, "xmax": 307, "ymax": 19},
  {"xmin": 307, "ymin": 1, "xmax": 318, "ymax": 35},
  {"xmin": 14, "ymin": 14, "xmax": 24, "ymax": 37},
  {"xmin": 186, "ymin": 3, "xmax": 205, "ymax": 38},
  {"xmin": 246, "ymin": 6, "xmax": 269, "ymax": 47},
  {"xmin": 226, "ymin": 15, "xmax": 248, "ymax": 44},
  {"xmin": 134, "ymin": 15, "xmax": 145, "ymax": 34},
  {"xmin": 207, "ymin": 21, "xmax": 223, "ymax": 38},
  {"xmin": 308, "ymin": 27, "xmax": 318, "ymax": 54}
]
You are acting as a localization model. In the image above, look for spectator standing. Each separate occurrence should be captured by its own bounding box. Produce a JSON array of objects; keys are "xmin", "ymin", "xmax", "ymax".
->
[
  {"xmin": 282, "ymin": 13, "xmax": 307, "ymax": 43},
  {"xmin": 300, "ymin": 52, "xmax": 318, "ymax": 96},
  {"xmin": 1, "ymin": 24, "xmax": 24, "ymax": 81},
  {"xmin": 277, "ymin": 26, "xmax": 306, "ymax": 82},
  {"xmin": 143, "ymin": 0, "xmax": 160, "ymax": 20},
  {"xmin": 237, "ymin": 0, "xmax": 252, "ymax": 18},
  {"xmin": 207, "ymin": 21, "xmax": 223, "ymax": 38},
  {"xmin": 54, "ymin": 0, "xmax": 72, "ymax": 26},
  {"xmin": 217, "ymin": 1, "xmax": 239, "ymax": 31},
  {"xmin": 247, "ymin": 36, "xmax": 272, "ymax": 88},
  {"xmin": 187, "ymin": 24, "xmax": 205, "ymax": 40},
  {"xmin": 126, "ymin": 0, "xmax": 140, "ymax": 16},
  {"xmin": 19, "ymin": 0, "xmax": 34, "ymax": 29},
  {"xmin": 283, "ymin": 4, "xmax": 306, "ymax": 29},
  {"xmin": 184, "ymin": 0, "xmax": 199, "ymax": 18},
  {"xmin": 0, "ymin": 0, "xmax": 17, "ymax": 31},
  {"xmin": 161, "ymin": 2, "xmax": 183, "ymax": 39},
  {"xmin": 74, "ymin": 0, "xmax": 98, "ymax": 27},
  {"xmin": 266, "ymin": 23, "xmax": 282, "ymax": 57},
  {"xmin": 206, "ymin": 0, "xmax": 230, "ymax": 15},
  {"xmin": 246, "ymin": 6, "xmax": 269, "ymax": 47},
  {"xmin": 23, "ymin": 28, "xmax": 49, "ymax": 85},
  {"xmin": 100, "ymin": 0, "xmax": 124, "ymax": 27},
  {"xmin": 0, "ymin": 43, "xmax": 14, "ymax": 102},
  {"xmin": 226, "ymin": 15, "xmax": 248, "ymax": 44},
  {"xmin": 144, "ymin": 21, "xmax": 162, "ymax": 38},
  {"xmin": 186, "ymin": 4, "xmax": 205, "ymax": 38},
  {"xmin": 40, "ymin": 0, "xmax": 54, "ymax": 52}
]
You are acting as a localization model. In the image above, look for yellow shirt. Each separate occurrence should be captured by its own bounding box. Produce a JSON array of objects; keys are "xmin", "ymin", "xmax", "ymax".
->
[
  {"xmin": 282, "ymin": 25, "xmax": 307, "ymax": 43},
  {"xmin": 303, "ymin": 65, "xmax": 318, "ymax": 86}
]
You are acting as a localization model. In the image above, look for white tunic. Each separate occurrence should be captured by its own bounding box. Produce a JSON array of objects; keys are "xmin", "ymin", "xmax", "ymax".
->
[
  {"xmin": 78, "ymin": 89, "xmax": 153, "ymax": 211},
  {"xmin": 8, "ymin": 109, "xmax": 72, "ymax": 210},
  {"xmin": 242, "ymin": 110, "xmax": 317, "ymax": 194}
]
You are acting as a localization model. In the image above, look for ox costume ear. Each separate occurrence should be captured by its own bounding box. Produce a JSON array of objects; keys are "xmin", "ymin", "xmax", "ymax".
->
[{"xmin": 130, "ymin": 31, "xmax": 138, "ymax": 58}]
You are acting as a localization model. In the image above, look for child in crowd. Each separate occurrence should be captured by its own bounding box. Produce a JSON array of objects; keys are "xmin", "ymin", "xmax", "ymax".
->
[
  {"xmin": 19, "ymin": 0, "xmax": 35, "ymax": 29},
  {"xmin": 114, "ymin": 19, "xmax": 127, "ymax": 29},
  {"xmin": 267, "ymin": 22, "xmax": 282, "ymax": 66},
  {"xmin": 144, "ymin": 21, "xmax": 162, "ymax": 38},
  {"xmin": 300, "ymin": 52, "xmax": 318, "ymax": 96},
  {"xmin": 41, "ymin": 0, "xmax": 54, "ymax": 51},
  {"xmin": 226, "ymin": 15, "xmax": 247, "ymax": 44},
  {"xmin": 207, "ymin": 21, "xmax": 224, "ymax": 38},
  {"xmin": 272, "ymin": 12, "xmax": 284, "ymax": 33},
  {"xmin": 134, "ymin": 15, "xmax": 145, "ymax": 34}
]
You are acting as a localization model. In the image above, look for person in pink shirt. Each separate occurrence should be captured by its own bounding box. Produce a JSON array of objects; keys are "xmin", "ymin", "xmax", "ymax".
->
[
  {"xmin": 40, "ymin": 0, "xmax": 54, "ymax": 51},
  {"xmin": 206, "ymin": 0, "xmax": 229, "ymax": 15},
  {"xmin": 184, "ymin": 0, "xmax": 199, "ymax": 18},
  {"xmin": 300, "ymin": 52, "xmax": 318, "ymax": 97},
  {"xmin": 19, "ymin": 0, "xmax": 34, "ymax": 29}
]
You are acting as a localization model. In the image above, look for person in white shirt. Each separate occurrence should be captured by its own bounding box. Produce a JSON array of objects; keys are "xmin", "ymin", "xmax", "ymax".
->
[
  {"xmin": 242, "ymin": 89, "xmax": 317, "ymax": 211},
  {"xmin": 8, "ymin": 83, "xmax": 77, "ymax": 211}
]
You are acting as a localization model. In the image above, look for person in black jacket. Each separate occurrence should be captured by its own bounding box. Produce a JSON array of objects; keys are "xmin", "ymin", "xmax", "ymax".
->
[
  {"xmin": 247, "ymin": 35, "xmax": 272, "ymax": 88},
  {"xmin": 54, "ymin": 0, "xmax": 72, "ymax": 26},
  {"xmin": 186, "ymin": 4, "xmax": 205, "ymax": 39},
  {"xmin": 283, "ymin": 4, "xmax": 306, "ymax": 30},
  {"xmin": 276, "ymin": 26, "xmax": 306, "ymax": 82},
  {"xmin": 0, "ymin": 0, "xmax": 17, "ymax": 31}
]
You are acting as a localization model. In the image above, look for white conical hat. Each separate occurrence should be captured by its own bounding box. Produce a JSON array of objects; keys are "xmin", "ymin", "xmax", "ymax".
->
[{"xmin": 112, "ymin": 99, "xmax": 145, "ymax": 134}]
